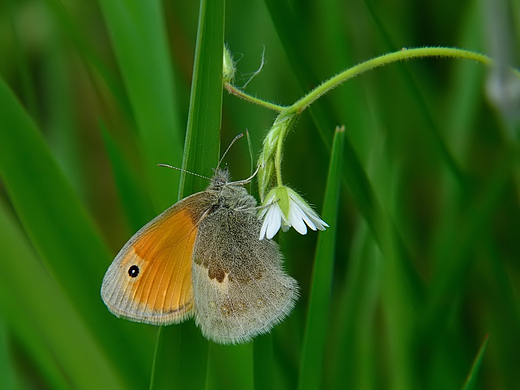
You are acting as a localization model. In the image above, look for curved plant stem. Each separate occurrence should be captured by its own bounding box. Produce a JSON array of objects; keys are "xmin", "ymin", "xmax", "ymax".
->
[
  {"xmin": 292, "ymin": 47, "xmax": 494, "ymax": 113},
  {"xmin": 224, "ymin": 83, "xmax": 286, "ymax": 112},
  {"xmin": 227, "ymin": 47, "xmax": 495, "ymax": 116}
]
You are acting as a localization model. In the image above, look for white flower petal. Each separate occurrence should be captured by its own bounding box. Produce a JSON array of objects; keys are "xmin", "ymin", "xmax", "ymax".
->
[
  {"xmin": 288, "ymin": 201, "xmax": 308, "ymax": 235},
  {"xmin": 265, "ymin": 206, "xmax": 282, "ymax": 239},
  {"xmin": 299, "ymin": 208, "xmax": 317, "ymax": 231},
  {"xmin": 286, "ymin": 189, "xmax": 330, "ymax": 234},
  {"xmin": 310, "ymin": 215, "xmax": 329, "ymax": 230},
  {"xmin": 304, "ymin": 208, "xmax": 328, "ymax": 230},
  {"xmin": 302, "ymin": 209, "xmax": 325, "ymax": 230},
  {"xmin": 259, "ymin": 217, "xmax": 269, "ymax": 240},
  {"xmin": 258, "ymin": 193, "xmax": 280, "ymax": 239},
  {"xmin": 291, "ymin": 192, "xmax": 328, "ymax": 230},
  {"xmin": 294, "ymin": 203, "xmax": 316, "ymax": 230}
]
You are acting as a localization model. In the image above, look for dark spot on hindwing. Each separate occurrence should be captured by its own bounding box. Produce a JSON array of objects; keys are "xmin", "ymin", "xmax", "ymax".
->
[
  {"xmin": 205, "ymin": 261, "xmax": 264, "ymax": 284},
  {"xmin": 208, "ymin": 266, "xmax": 226, "ymax": 283},
  {"xmin": 128, "ymin": 265, "xmax": 140, "ymax": 278}
]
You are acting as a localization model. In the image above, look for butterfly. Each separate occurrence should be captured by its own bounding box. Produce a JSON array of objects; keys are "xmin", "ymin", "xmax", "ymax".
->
[{"xmin": 101, "ymin": 168, "xmax": 298, "ymax": 344}]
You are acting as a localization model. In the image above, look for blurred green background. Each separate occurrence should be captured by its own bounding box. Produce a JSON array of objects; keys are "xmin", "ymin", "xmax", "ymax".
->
[{"xmin": 0, "ymin": 0, "xmax": 519, "ymax": 389}]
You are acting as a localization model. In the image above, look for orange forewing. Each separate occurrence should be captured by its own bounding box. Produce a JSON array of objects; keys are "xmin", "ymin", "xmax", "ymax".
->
[
  {"xmin": 102, "ymin": 205, "xmax": 199, "ymax": 325},
  {"xmin": 133, "ymin": 207, "xmax": 197, "ymax": 310}
]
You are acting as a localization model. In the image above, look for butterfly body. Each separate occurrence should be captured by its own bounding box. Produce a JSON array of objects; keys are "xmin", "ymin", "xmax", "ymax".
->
[{"xmin": 101, "ymin": 169, "xmax": 298, "ymax": 344}]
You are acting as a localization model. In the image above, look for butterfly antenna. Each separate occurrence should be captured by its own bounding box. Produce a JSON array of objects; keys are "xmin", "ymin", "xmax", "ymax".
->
[
  {"xmin": 231, "ymin": 164, "xmax": 261, "ymax": 186},
  {"xmin": 157, "ymin": 164, "xmax": 210, "ymax": 180},
  {"xmin": 216, "ymin": 133, "xmax": 244, "ymax": 170}
]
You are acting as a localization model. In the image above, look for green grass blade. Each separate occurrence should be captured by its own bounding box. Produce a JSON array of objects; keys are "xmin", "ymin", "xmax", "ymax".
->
[
  {"xmin": 462, "ymin": 334, "xmax": 489, "ymax": 390},
  {"xmin": 425, "ymin": 149, "xmax": 514, "ymax": 326},
  {"xmin": 254, "ymin": 334, "xmax": 278, "ymax": 390},
  {"xmin": 43, "ymin": 0, "xmax": 133, "ymax": 119},
  {"xmin": 0, "ymin": 200, "xmax": 126, "ymax": 389},
  {"xmin": 100, "ymin": 122, "xmax": 153, "ymax": 232},
  {"xmin": 7, "ymin": 0, "xmax": 39, "ymax": 123},
  {"xmin": 2, "ymin": 320, "xmax": 68, "ymax": 389},
  {"xmin": 298, "ymin": 126, "xmax": 344, "ymax": 390},
  {"xmin": 40, "ymin": 40, "xmax": 83, "ymax": 193},
  {"xmin": 0, "ymin": 77, "xmax": 153, "ymax": 388},
  {"xmin": 0, "ymin": 320, "xmax": 17, "ymax": 390},
  {"xmin": 179, "ymin": 0, "xmax": 224, "ymax": 195},
  {"xmin": 98, "ymin": 0, "xmax": 184, "ymax": 211},
  {"xmin": 206, "ymin": 344, "xmax": 254, "ymax": 390},
  {"xmin": 326, "ymin": 223, "xmax": 381, "ymax": 389}
]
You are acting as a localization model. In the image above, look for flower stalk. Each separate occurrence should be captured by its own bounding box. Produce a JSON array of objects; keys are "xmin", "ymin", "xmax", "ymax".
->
[{"xmin": 223, "ymin": 46, "xmax": 498, "ymax": 239}]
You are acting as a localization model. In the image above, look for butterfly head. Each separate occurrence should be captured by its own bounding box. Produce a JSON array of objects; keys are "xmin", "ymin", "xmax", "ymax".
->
[{"xmin": 208, "ymin": 168, "xmax": 231, "ymax": 191}]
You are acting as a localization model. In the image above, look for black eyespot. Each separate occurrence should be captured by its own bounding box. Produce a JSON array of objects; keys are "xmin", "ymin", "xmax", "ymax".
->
[{"xmin": 128, "ymin": 265, "xmax": 140, "ymax": 278}]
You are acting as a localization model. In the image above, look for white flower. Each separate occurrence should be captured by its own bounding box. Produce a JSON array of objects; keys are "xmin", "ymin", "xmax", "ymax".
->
[{"xmin": 259, "ymin": 186, "xmax": 328, "ymax": 240}]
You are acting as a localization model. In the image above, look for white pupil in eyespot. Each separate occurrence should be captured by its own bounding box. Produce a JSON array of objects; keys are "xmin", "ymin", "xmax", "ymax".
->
[{"xmin": 128, "ymin": 265, "xmax": 140, "ymax": 278}]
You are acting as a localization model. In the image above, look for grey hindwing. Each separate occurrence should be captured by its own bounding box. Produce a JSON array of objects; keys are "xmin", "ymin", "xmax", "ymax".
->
[{"xmin": 191, "ymin": 204, "xmax": 298, "ymax": 344}]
